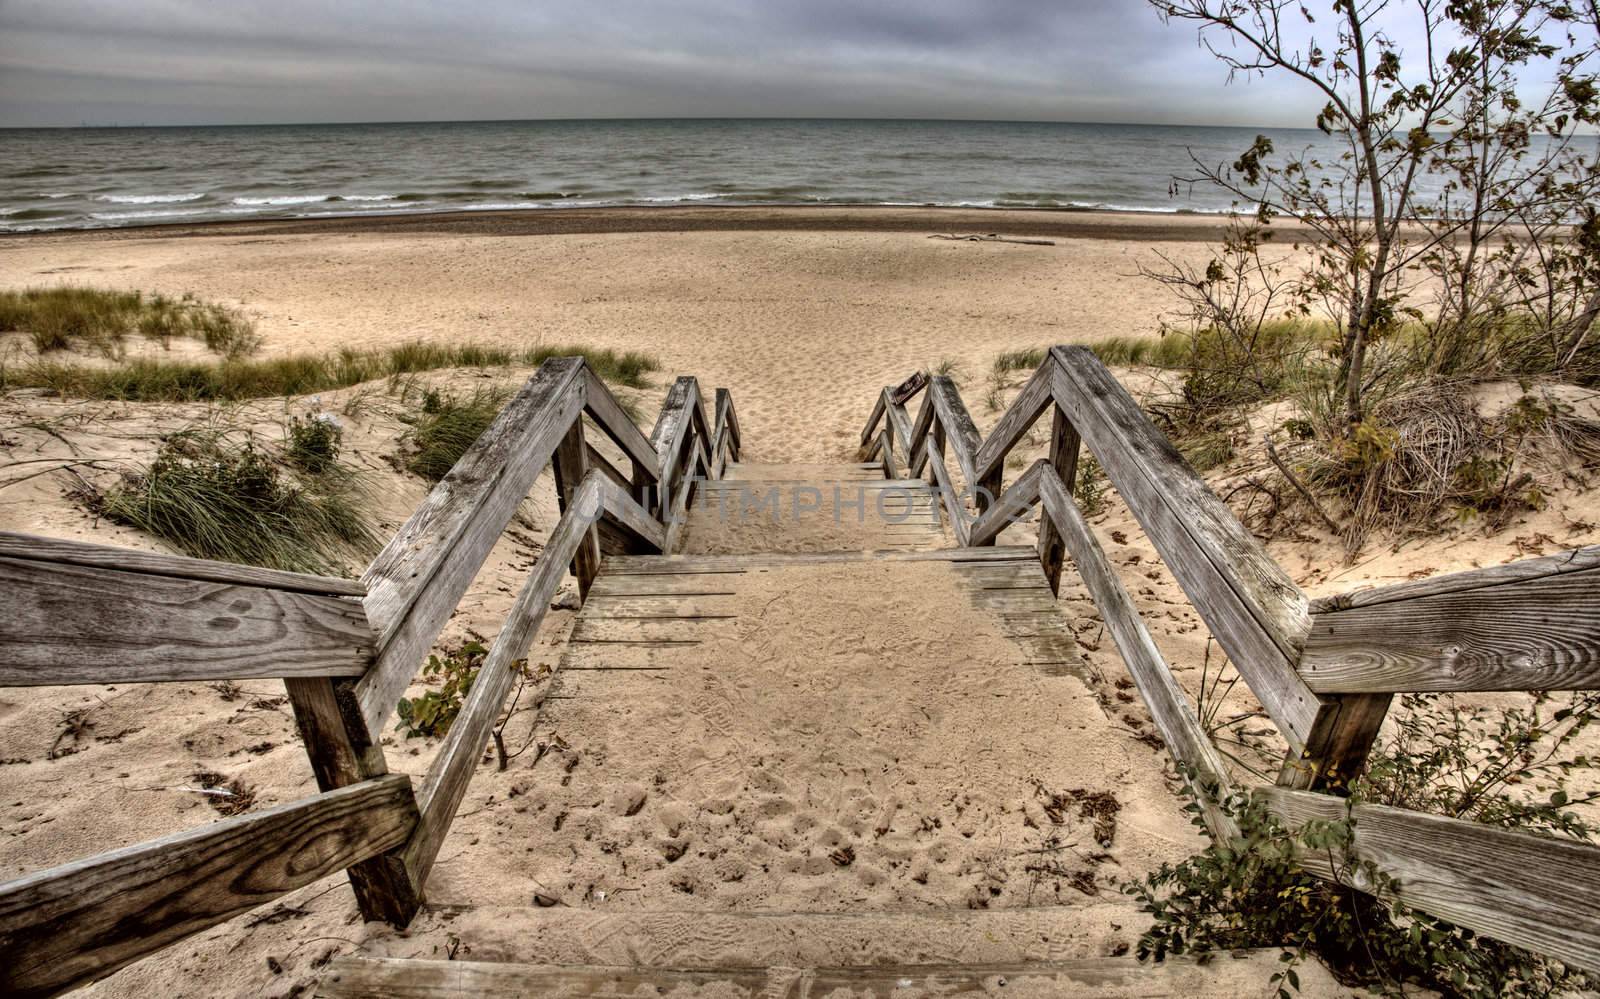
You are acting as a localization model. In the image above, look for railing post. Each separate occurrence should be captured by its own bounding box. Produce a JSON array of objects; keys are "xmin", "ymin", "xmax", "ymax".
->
[
  {"xmin": 284, "ymin": 677, "xmax": 422, "ymax": 925},
  {"xmin": 1277, "ymin": 694, "xmax": 1393, "ymax": 791},
  {"xmin": 552, "ymin": 420, "xmax": 603, "ymax": 602},
  {"xmin": 1036, "ymin": 404, "xmax": 1080, "ymax": 594}
]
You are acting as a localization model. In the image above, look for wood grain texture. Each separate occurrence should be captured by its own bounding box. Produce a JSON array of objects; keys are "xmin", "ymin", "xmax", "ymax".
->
[
  {"xmin": 966, "ymin": 459, "xmax": 1043, "ymax": 548},
  {"xmin": 923, "ymin": 441, "xmax": 971, "ymax": 546},
  {"xmin": 927, "ymin": 375, "xmax": 983, "ymax": 491},
  {"xmin": 0, "ymin": 775, "xmax": 417, "ymax": 998},
  {"xmin": 403, "ymin": 473, "xmax": 604, "ymax": 889},
  {"xmin": 356, "ymin": 358, "xmax": 583, "ymax": 735},
  {"xmin": 1039, "ymin": 468, "xmax": 1237, "ymax": 841},
  {"xmin": 0, "ymin": 530, "xmax": 365, "ymax": 596},
  {"xmin": 552, "ymin": 421, "xmax": 603, "ymax": 601},
  {"xmin": 317, "ymin": 951, "xmax": 1297, "ymax": 999},
  {"xmin": 0, "ymin": 555, "xmax": 375, "ymax": 685},
  {"xmin": 1309, "ymin": 544, "xmax": 1600, "ymax": 613},
  {"xmin": 581, "ymin": 368, "xmax": 658, "ymax": 482},
  {"xmin": 1263, "ymin": 787, "xmax": 1600, "ymax": 974},
  {"xmin": 1301, "ymin": 566, "xmax": 1600, "ymax": 692}
]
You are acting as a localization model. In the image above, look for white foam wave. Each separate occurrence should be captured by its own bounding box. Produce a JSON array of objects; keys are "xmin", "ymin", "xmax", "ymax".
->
[
  {"xmin": 231, "ymin": 195, "xmax": 331, "ymax": 206},
  {"xmin": 94, "ymin": 192, "xmax": 205, "ymax": 204},
  {"xmin": 333, "ymin": 193, "xmax": 397, "ymax": 202},
  {"xmin": 88, "ymin": 208, "xmax": 211, "ymax": 221}
]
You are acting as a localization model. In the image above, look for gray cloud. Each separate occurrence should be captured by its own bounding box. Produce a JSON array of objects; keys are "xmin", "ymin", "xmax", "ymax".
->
[{"xmin": 0, "ymin": 0, "xmax": 1322, "ymax": 127}]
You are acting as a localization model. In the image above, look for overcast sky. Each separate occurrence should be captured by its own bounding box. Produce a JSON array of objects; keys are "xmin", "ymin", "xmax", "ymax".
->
[{"xmin": 0, "ymin": 0, "xmax": 1417, "ymax": 128}]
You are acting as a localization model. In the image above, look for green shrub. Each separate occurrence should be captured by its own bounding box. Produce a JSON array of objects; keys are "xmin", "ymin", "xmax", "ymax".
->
[
  {"xmin": 397, "ymin": 641, "xmax": 487, "ymax": 738},
  {"xmin": 402, "ymin": 387, "xmax": 511, "ymax": 480},
  {"xmin": 94, "ymin": 427, "xmax": 377, "ymax": 575},
  {"xmin": 1132, "ymin": 692, "xmax": 1600, "ymax": 997},
  {"xmin": 285, "ymin": 414, "xmax": 344, "ymax": 475}
]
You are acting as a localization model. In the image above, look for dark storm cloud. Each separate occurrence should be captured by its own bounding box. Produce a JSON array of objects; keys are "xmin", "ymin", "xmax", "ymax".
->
[{"xmin": 0, "ymin": 0, "xmax": 1319, "ymax": 127}]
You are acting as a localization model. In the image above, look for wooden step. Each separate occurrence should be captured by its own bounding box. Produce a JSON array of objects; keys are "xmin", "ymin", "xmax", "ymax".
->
[
  {"xmin": 722, "ymin": 461, "xmax": 886, "ymax": 482},
  {"xmin": 317, "ymin": 948, "xmax": 1333, "ymax": 997}
]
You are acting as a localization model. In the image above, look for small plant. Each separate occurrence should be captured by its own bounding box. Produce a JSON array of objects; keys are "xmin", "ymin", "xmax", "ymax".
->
[
  {"xmin": 0, "ymin": 287, "xmax": 258, "ymax": 358},
  {"xmin": 94, "ymin": 427, "xmax": 377, "ymax": 574},
  {"xmin": 402, "ymin": 387, "xmax": 511, "ymax": 480},
  {"xmin": 397, "ymin": 641, "xmax": 487, "ymax": 738},
  {"xmin": 285, "ymin": 413, "xmax": 344, "ymax": 475},
  {"xmin": 1074, "ymin": 454, "xmax": 1106, "ymax": 517}
]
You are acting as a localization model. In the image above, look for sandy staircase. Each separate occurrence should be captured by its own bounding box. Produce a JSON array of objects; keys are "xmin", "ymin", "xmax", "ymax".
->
[{"xmin": 312, "ymin": 461, "xmax": 1234, "ymax": 995}]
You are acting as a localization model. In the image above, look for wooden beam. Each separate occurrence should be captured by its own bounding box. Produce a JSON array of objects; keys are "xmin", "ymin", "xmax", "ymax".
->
[
  {"xmin": 581, "ymin": 368, "xmax": 658, "ymax": 483},
  {"xmin": 858, "ymin": 389, "xmax": 887, "ymax": 447},
  {"xmin": 971, "ymin": 361, "xmax": 1053, "ymax": 486},
  {"xmin": 966, "ymin": 459, "xmax": 1044, "ymax": 548},
  {"xmin": 583, "ymin": 442, "xmax": 632, "ymax": 493},
  {"xmin": 1309, "ymin": 544, "xmax": 1600, "ymax": 613},
  {"xmin": 1301, "ymin": 565, "xmax": 1600, "ymax": 693},
  {"xmin": 1263, "ymin": 787, "xmax": 1600, "ymax": 974},
  {"xmin": 0, "ymin": 555, "xmax": 374, "ymax": 686},
  {"xmin": 714, "ymin": 387, "xmax": 741, "ymax": 458},
  {"xmin": 0, "ymin": 775, "xmax": 417, "ymax": 998},
  {"xmin": 1037, "ymin": 405, "xmax": 1080, "ymax": 597},
  {"xmin": 597, "ymin": 480, "xmax": 665, "ymax": 554},
  {"xmin": 1039, "ymin": 468, "xmax": 1237, "ymax": 841},
  {"xmin": 355, "ymin": 358, "xmax": 584, "ymax": 736},
  {"xmin": 649, "ymin": 377, "xmax": 698, "ymax": 515},
  {"xmin": 284, "ymin": 678, "xmax": 421, "ymax": 926},
  {"xmin": 1048, "ymin": 348, "xmax": 1318, "ymax": 741},
  {"xmin": 402, "ymin": 474, "xmax": 603, "ymax": 889},
  {"xmin": 551, "ymin": 421, "xmax": 602, "ymax": 602},
  {"xmin": 923, "ymin": 441, "xmax": 971, "ymax": 546},
  {"xmin": 906, "ymin": 389, "xmax": 937, "ymax": 479},
  {"xmin": 926, "ymin": 376, "xmax": 983, "ymax": 492},
  {"xmin": 0, "ymin": 531, "xmax": 365, "ymax": 596},
  {"xmin": 883, "ymin": 389, "xmax": 914, "ymax": 461}
]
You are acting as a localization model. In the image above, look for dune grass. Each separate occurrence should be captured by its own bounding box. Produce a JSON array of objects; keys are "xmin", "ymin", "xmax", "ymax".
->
[
  {"xmin": 402, "ymin": 387, "xmax": 513, "ymax": 480},
  {"xmin": 0, "ymin": 287, "xmax": 260, "ymax": 358},
  {"xmin": 95, "ymin": 426, "xmax": 378, "ymax": 575},
  {"xmin": 2, "ymin": 341, "xmax": 659, "ymax": 402}
]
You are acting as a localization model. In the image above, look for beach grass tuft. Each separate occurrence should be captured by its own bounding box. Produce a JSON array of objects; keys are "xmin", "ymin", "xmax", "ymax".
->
[
  {"xmin": 94, "ymin": 426, "xmax": 378, "ymax": 575},
  {"xmin": 402, "ymin": 386, "xmax": 513, "ymax": 480}
]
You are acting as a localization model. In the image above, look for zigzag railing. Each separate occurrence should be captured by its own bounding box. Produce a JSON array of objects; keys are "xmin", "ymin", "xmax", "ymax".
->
[
  {"xmin": 0, "ymin": 358, "xmax": 737, "ymax": 996},
  {"xmin": 860, "ymin": 345, "xmax": 1600, "ymax": 973}
]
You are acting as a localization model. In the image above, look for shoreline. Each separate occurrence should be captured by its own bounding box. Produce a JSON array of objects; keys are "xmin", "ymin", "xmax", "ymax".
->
[{"xmin": 0, "ymin": 203, "xmax": 1252, "ymax": 245}]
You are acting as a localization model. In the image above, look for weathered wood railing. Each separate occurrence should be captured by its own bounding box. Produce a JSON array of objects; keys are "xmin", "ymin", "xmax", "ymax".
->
[
  {"xmin": 860, "ymin": 345, "xmax": 1600, "ymax": 973},
  {"xmin": 0, "ymin": 358, "xmax": 735, "ymax": 996}
]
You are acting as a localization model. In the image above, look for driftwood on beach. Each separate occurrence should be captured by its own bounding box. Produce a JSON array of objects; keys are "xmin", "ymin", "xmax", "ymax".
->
[{"xmin": 928, "ymin": 232, "xmax": 1056, "ymax": 245}]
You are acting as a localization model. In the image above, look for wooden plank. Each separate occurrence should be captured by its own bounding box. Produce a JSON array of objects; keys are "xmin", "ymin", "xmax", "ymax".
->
[
  {"xmin": 1049, "ymin": 347, "xmax": 1321, "ymax": 750},
  {"xmin": 858, "ymin": 389, "xmax": 887, "ymax": 447},
  {"xmin": 552, "ymin": 420, "xmax": 603, "ymax": 601},
  {"xmin": 0, "ymin": 530, "xmax": 365, "ymax": 596},
  {"xmin": 878, "ymin": 429, "xmax": 897, "ymax": 479},
  {"xmin": 356, "ymin": 358, "xmax": 583, "ymax": 735},
  {"xmin": 1040, "ymin": 468, "xmax": 1237, "ymax": 841},
  {"xmin": 318, "ymin": 951, "xmax": 1302, "ymax": 998},
  {"xmin": 927, "ymin": 375, "xmax": 983, "ymax": 491},
  {"xmin": 966, "ymin": 459, "xmax": 1043, "ymax": 548},
  {"xmin": 1309, "ymin": 544, "xmax": 1600, "ymax": 613},
  {"xmin": 0, "ymin": 775, "xmax": 417, "ymax": 998},
  {"xmin": 0, "ymin": 556, "xmax": 374, "ymax": 685},
  {"xmin": 1037, "ymin": 404, "xmax": 1080, "ymax": 596},
  {"xmin": 1263, "ymin": 787, "xmax": 1600, "ymax": 974},
  {"xmin": 284, "ymin": 677, "xmax": 420, "ymax": 926},
  {"xmin": 600, "ymin": 547, "xmax": 1035, "ymax": 573},
  {"xmin": 906, "ymin": 388, "xmax": 937, "ymax": 479},
  {"xmin": 923, "ymin": 443, "xmax": 971, "ymax": 546},
  {"xmin": 581, "ymin": 368, "xmax": 658, "ymax": 482},
  {"xmin": 584, "ymin": 442, "xmax": 632, "ymax": 492},
  {"xmin": 714, "ymin": 387, "xmax": 741, "ymax": 456},
  {"xmin": 403, "ymin": 474, "xmax": 603, "ymax": 888},
  {"xmin": 971, "ymin": 361, "xmax": 1053, "ymax": 485},
  {"xmin": 884, "ymin": 389, "xmax": 915, "ymax": 459},
  {"xmin": 597, "ymin": 480, "xmax": 666, "ymax": 554},
  {"xmin": 648, "ymin": 376, "xmax": 697, "ymax": 517},
  {"xmin": 581, "ymin": 593, "xmax": 738, "ymax": 617},
  {"xmin": 1301, "ymin": 566, "xmax": 1600, "ymax": 693},
  {"xmin": 570, "ymin": 617, "xmax": 719, "ymax": 644}
]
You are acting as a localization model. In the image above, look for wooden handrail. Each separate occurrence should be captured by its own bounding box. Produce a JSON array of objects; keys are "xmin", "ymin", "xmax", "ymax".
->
[
  {"xmin": 0, "ymin": 774, "xmax": 418, "ymax": 998},
  {"xmin": 0, "ymin": 532, "xmax": 376, "ymax": 686},
  {"xmin": 858, "ymin": 348, "xmax": 1600, "ymax": 973}
]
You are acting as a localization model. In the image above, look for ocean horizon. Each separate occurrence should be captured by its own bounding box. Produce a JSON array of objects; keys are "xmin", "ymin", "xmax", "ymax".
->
[{"xmin": 1, "ymin": 117, "xmax": 1380, "ymax": 232}]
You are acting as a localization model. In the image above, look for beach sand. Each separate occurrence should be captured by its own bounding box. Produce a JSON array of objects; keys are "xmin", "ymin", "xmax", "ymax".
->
[{"xmin": 0, "ymin": 207, "xmax": 1592, "ymax": 997}]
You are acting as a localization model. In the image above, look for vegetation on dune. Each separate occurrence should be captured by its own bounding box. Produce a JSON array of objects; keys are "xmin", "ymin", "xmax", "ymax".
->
[
  {"xmin": 0, "ymin": 286, "xmax": 260, "ymax": 358},
  {"xmin": 1132, "ymin": 692, "xmax": 1600, "ymax": 998},
  {"xmin": 1, "ymin": 340, "xmax": 658, "ymax": 402},
  {"xmin": 400, "ymin": 386, "xmax": 513, "ymax": 480},
  {"xmin": 396, "ymin": 641, "xmax": 487, "ymax": 738},
  {"xmin": 90, "ymin": 420, "xmax": 377, "ymax": 575}
]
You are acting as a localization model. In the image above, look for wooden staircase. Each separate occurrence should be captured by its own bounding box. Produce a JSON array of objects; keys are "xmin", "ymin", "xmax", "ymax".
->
[{"xmin": 4, "ymin": 352, "xmax": 1598, "ymax": 997}]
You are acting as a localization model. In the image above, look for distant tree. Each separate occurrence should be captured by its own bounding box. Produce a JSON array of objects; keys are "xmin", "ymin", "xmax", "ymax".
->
[{"xmin": 1148, "ymin": 0, "xmax": 1600, "ymax": 426}]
